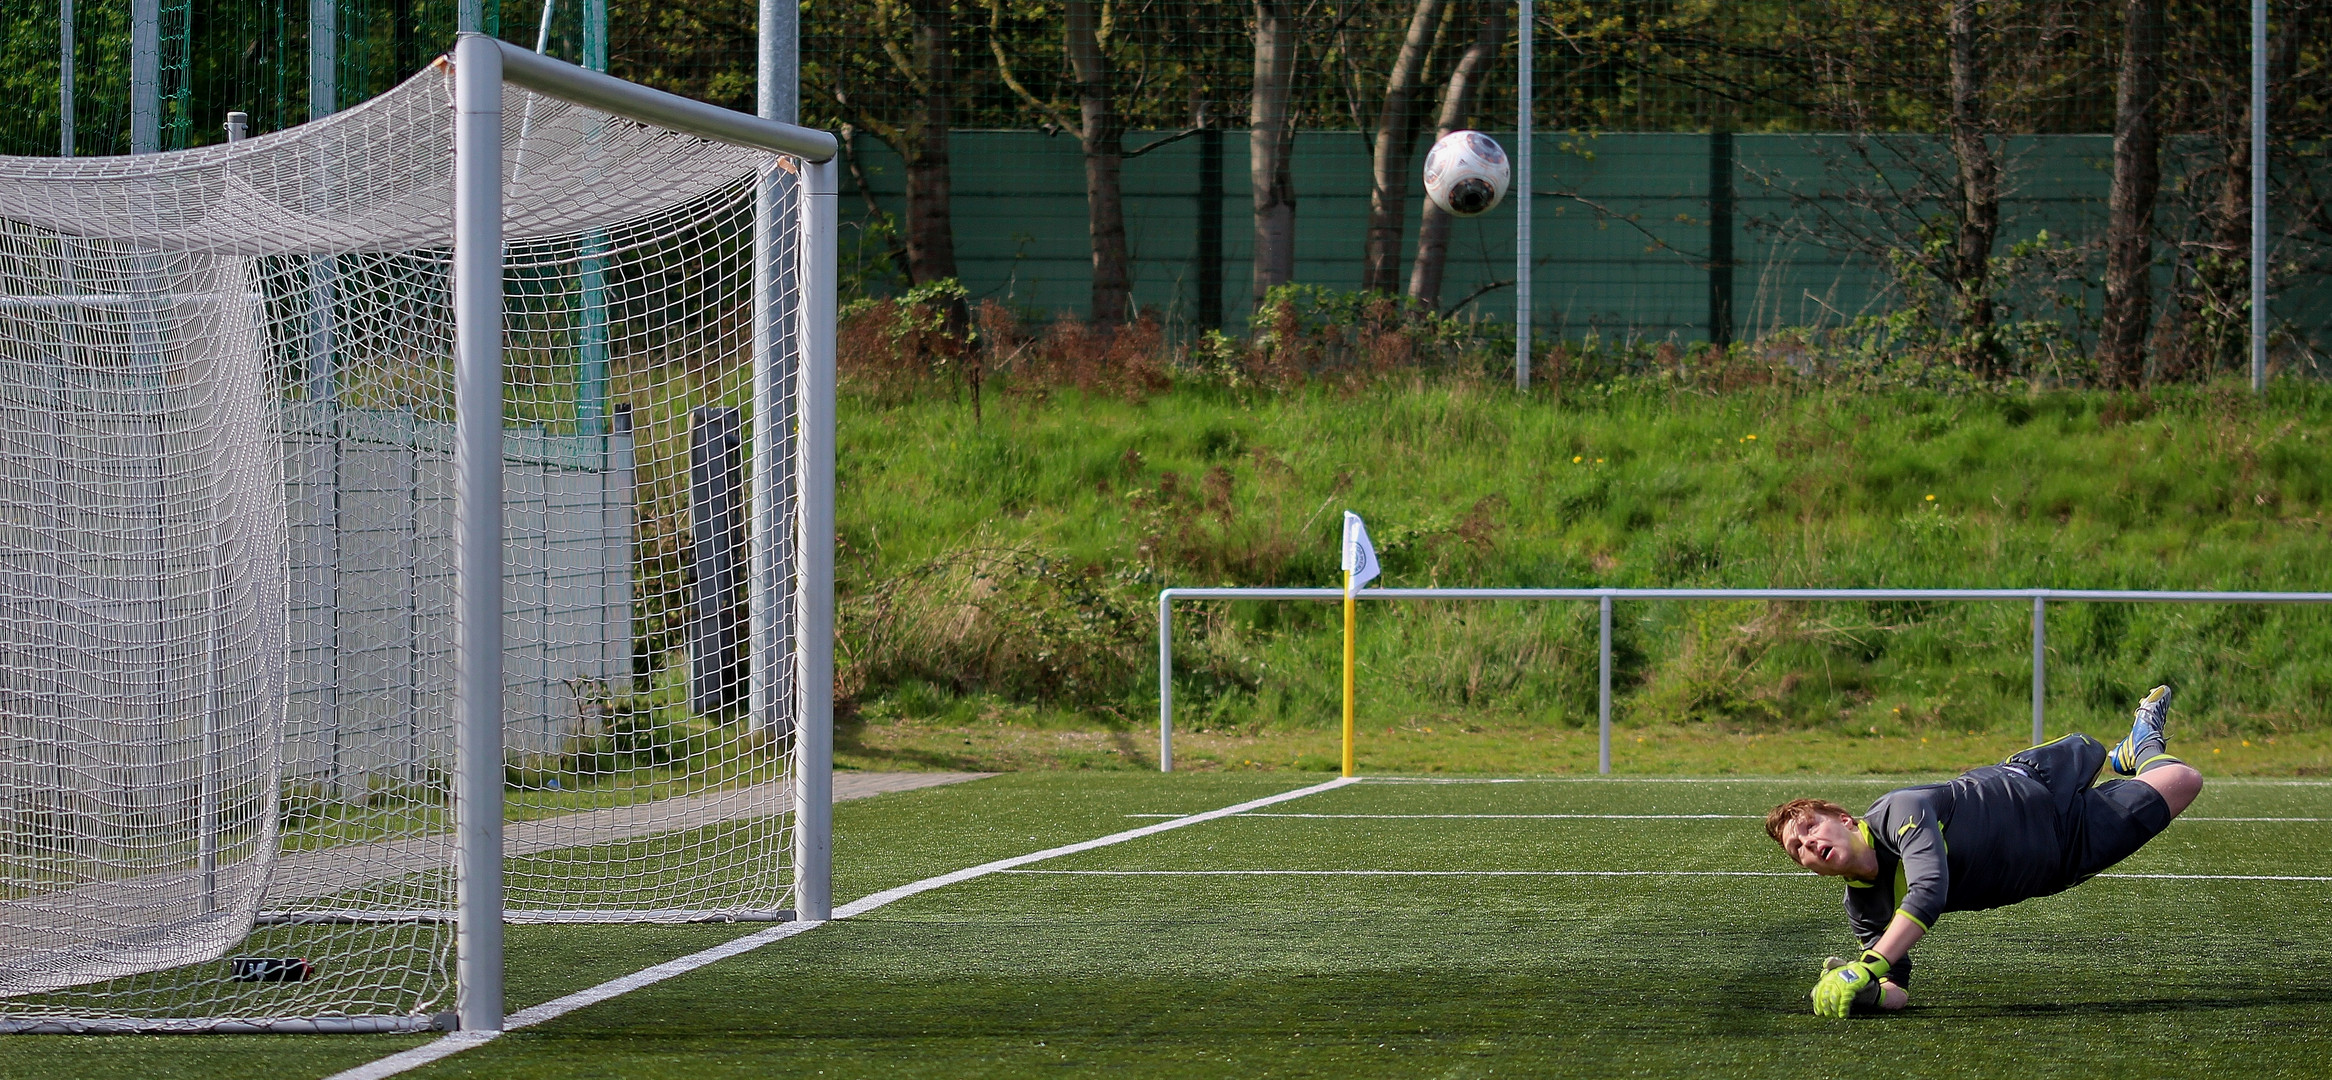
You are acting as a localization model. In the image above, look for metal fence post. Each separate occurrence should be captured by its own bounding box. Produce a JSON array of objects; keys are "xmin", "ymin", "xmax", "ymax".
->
[
  {"xmin": 1158, "ymin": 590, "xmax": 1174, "ymax": 773},
  {"xmin": 2031, "ymin": 594, "xmax": 2047, "ymax": 745},
  {"xmin": 2252, "ymin": 0, "xmax": 2268, "ymax": 394},
  {"xmin": 1598, "ymin": 593, "xmax": 1613, "ymax": 775}
]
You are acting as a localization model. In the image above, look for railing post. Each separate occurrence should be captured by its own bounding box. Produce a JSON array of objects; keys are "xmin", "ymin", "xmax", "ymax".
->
[
  {"xmin": 1598, "ymin": 593, "xmax": 1613, "ymax": 775},
  {"xmin": 1158, "ymin": 590, "xmax": 1173, "ymax": 773},
  {"xmin": 2031, "ymin": 593, "xmax": 2047, "ymax": 745}
]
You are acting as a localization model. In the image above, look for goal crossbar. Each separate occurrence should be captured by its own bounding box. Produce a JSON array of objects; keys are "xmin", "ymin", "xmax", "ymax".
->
[{"xmin": 1154, "ymin": 587, "xmax": 2332, "ymax": 775}]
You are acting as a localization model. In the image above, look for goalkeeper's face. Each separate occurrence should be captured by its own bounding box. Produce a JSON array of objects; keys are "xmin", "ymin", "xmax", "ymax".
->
[{"xmin": 1778, "ymin": 811, "xmax": 1865, "ymax": 877}]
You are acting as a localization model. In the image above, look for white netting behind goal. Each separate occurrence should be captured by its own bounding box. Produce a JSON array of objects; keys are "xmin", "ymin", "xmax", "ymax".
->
[{"xmin": 0, "ymin": 60, "xmax": 805, "ymax": 1030}]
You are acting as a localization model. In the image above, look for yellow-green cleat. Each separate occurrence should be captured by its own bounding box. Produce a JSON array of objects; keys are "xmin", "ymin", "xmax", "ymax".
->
[{"xmin": 2108, "ymin": 685, "xmax": 2174, "ymax": 775}]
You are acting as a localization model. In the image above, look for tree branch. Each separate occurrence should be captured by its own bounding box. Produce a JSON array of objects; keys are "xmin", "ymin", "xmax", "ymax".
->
[{"xmin": 989, "ymin": 0, "xmax": 1080, "ymax": 134}]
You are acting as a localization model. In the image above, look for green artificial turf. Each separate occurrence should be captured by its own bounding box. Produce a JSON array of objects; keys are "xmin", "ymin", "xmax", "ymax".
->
[{"xmin": 18, "ymin": 770, "xmax": 2318, "ymax": 1079}]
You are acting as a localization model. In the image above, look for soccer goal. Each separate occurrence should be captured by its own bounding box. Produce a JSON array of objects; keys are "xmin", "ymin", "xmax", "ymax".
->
[{"xmin": 0, "ymin": 35, "xmax": 834, "ymax": 1033}]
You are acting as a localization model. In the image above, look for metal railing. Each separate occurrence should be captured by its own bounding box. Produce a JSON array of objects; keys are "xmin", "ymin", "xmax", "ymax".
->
[{"xmin": 1155, "ymin": 587, "xmax": 2332, "ymax": 774}]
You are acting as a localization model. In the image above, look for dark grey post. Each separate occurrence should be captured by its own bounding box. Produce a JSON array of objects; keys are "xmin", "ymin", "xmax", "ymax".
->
[
  {"xmin": 1198, "ymin": 126, "xmax": 1224, "ymax": 332},
  {"xmin": 1708, "ymin": 129, "xmax": 1734, "ymax": 348},
  {"xmin": 690, "ymin": 407, "xmax": 748, "ymax": 716}
]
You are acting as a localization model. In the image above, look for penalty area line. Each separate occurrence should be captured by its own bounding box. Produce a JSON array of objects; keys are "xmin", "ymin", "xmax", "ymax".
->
[
  {"xmin": 1004, "ymin": 869, "xmax": 1805, "ymax": 877},
  {"xmin": 1002, "ymin": 868, "xmax": 2332, "ymax": 883},
  {"xmin": 1123, "ymin": 812, "xmax": 1756, "ymax": 820},
  {"xmin": 323, "ymin": 775, "xmax": 1360, "ymax": 1080},
  {"xmin": 1121, "ymin": 812, "xmax": 2329, "ymax": 823}
]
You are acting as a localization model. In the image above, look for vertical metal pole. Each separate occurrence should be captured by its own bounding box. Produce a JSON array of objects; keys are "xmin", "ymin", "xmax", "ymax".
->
[
  {"xmin": 792, "ymin": 156, "xmax": 837, "ymax": 923},
  {"xmin": 308, "ymin": 0, "xmax": 339, "ymax": 408},
  {"xmin": 760, "ymin": 0, "xmax": 798, "ymax": 123},
  {"xmin": 208, "ymin": 98, "xmax": 252, "ymax": 915},
  {"xmin": 1158, "ymin": 591, "xmax": 1173, "ymax": 772},
  {"xmin": 309, "ymin": 0, "xmax": 333, "ymax": 119},
  {"xmin": 583, "ymin": 0, "xmax": 606, "ymax": 70},
  {"xmin": 1513, "ymin": 0, "xmax": 1533, "ymax": 391},
  {"xmin": 130, "ymin": 0, "xmax": 158, "ymax": 153},
  {"xmin": 2031, "ymin": 594, "xmax": 2046, "ymax": 745},
  {"xmin": 751, "ymin": 0, "xmax": 804, "ymax": 949},
  {"xmin": 1597, "ymin": 594, "xmax": 1612, "ymax": 775},
  {"xmin": 1707, "ymin": 129, "xmax": 1734, "ymax": 348},
  {"xmin": 459, "ymin": 0, "xmax": 484, "ymax": 33},
  {"xmin": 451, "ymin": 33, "xmax": 505, "ymax": 1035},
  {"xmin": 58, "ymin": 0, "xmax": 73, "ymax": 156},
  {"xmin": 1197, "ymin": 128, "xmax": 1224, "ymax": 332},
  {"xmin": 2251, "ymin": 0, "xmax": 2268, "ymax": 393}
]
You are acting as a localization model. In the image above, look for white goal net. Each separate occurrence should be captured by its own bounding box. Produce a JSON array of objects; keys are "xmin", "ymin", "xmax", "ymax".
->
[{"xmin": 0, "ymin": 40, "xmax": 832, "ymax": 1032}]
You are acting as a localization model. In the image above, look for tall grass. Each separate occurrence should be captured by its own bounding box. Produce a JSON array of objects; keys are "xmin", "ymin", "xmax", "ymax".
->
[{"xmin": 839, "ymin": 370, "xmax": 2332, "ymax": 741}]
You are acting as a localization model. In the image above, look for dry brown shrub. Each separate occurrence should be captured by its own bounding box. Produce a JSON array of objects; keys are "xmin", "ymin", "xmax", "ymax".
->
[{"xmin": 1016, "ymin": 313, "xmax": 1173, "ymax": 399}]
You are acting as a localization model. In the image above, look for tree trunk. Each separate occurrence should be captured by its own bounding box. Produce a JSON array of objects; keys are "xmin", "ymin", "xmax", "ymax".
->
[
  {"xmin": 2100, "ymin": 0, "xmax": 2164, "ymax": 388},
  {"xmin": 1947, "ymin": 0, "xmax": 2001, "ymax": 379},
  {"xmin": 1362, "ymin": 0, "xmax": 1447, "ymax": 294},
  {"xmin": 1066, "ymin": 1, "xmax": 1129, "ymax": 324},
  {"xmin": 1409, "ymin": 6, "xmax": 1501, "ymax": 307},
  {"xmin": 1250, "ymin": 0, "xmax": 1299, "ymax": 307},
  {"xmin": 903, "ymin": 3, "xmax": 960, "ymax": 289}
]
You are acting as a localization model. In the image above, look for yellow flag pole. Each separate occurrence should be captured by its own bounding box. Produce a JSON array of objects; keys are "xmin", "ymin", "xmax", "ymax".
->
[{"xmin": 1341, "ymin": 570, "xmax": 1356, "ymax": 777}]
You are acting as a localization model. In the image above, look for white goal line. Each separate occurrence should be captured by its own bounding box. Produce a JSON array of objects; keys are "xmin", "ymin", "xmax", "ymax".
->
[{"xmin": 324, "ymin": 776, "xmax": 1358, "ymax": 1080}]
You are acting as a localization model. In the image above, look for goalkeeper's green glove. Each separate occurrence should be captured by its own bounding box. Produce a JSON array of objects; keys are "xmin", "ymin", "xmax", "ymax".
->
[{"xmin": 1809, "ymin": 950, "xmax": 1891, "ymax": 1018}]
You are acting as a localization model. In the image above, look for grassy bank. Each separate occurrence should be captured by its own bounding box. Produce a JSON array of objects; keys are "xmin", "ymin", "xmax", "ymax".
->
[{"xmin": 838, "ymin": 377, "xmax": 2332, "ymax": 763}]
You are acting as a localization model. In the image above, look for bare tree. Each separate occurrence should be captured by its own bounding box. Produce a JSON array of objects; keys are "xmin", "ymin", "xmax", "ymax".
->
[
  {"xmin": 2101, "ymin": 0, "xmax": 2165, "ymax": 386},
  {"xmin": 1361, "ymin": 0, "xmax": 1449, "ymax": 294},
  {"xmin": 1066, "ymin": 1, "xmax": 1130, "ymax": 323},
  {"xmin": 1947, "ymin": 0, "xmax": 2003, "ymax": 377},
  {"xmin": 1409, "ymin": 4, "xmax": 1502, "ymax": 307},
  {"xmin": 901, "ymin": 0, "xmax": 962, "ymax": 288},
  {"xmin": 1251, "ymin": 0, "xmax": 1299, "ymax": 306},
  {"xmin": 816, "ymin": 0, "xmax": 962, "ymax": 289}
]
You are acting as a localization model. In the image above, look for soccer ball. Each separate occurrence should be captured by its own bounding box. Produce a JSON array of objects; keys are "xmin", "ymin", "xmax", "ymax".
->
[{"xmin": 1422, "ymin": 130, "xmax": 1510, "ymax": 217}]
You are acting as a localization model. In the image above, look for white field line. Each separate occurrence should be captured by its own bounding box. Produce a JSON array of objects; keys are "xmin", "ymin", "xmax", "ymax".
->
[
  {"xmin": 1124, "ymin": 813, "xmax": 2329, "ymax": 822},
  {"xmin": 1005, "ymin": 869, "xmax": 1804, "ymax": 877},
  {"xmin": 1004, "ymin": 868, "xmax": 2332, "ymax": 883},
  {"xmin": 1353, "ymin": 776, "xmax": 2332, "ymax": 787},
  {"xmin": 1126, "ymin": 812, "xmax": 1754, "ymax": 819},
  {"xmin": 323, "ymin": 776, "xmax": 1360, "ymax": 1080}
]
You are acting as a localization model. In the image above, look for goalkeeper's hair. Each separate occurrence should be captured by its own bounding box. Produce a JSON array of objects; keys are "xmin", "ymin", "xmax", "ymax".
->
[{"xmin": 1764, "ymin": 798, "xmax": 1854, "ymax": 844}]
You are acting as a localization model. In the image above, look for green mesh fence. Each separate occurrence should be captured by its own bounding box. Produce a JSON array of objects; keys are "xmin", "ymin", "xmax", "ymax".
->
[{"xmin": 0, "ymin": 1, "xmax": 2325, "ymax": 368}]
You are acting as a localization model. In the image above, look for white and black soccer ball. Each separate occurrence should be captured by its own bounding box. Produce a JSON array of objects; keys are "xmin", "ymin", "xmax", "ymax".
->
[{"xmin": 1422, "ymin": 130, "xmax": 1510, "ymax": 217}]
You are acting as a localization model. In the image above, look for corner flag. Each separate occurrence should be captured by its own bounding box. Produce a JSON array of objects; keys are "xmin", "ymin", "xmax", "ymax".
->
[{"xmin": 1341, "ymin": 511, "xmax": 1379, "ymax": 590}]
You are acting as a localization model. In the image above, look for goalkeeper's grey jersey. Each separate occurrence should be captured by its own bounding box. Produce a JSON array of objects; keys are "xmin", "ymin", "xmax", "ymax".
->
[{"xmin": 1842, "ymin": 763, "xmax": 2082, "ymax": 941}]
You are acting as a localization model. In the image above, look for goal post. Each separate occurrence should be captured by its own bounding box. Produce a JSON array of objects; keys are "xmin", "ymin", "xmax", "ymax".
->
[
  {"xmin": 0, "ymin": 36, "xmax": 835, "ymax": 1034},
  {"xmin": 451, "ymin": 36, "xmax": 839, "ymax": 1028}
]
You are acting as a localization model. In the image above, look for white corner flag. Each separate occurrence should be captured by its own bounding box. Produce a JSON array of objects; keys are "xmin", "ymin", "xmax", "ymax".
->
[{"xmin": 1342, "ymin": 511, "xmax": 1379, "ymax": 590}]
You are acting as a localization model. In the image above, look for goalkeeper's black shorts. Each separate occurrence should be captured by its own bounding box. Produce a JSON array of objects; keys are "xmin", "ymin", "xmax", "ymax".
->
[{"xmin": 2006, "ymin": 732, "xmax": 2174, "ymax": 884}]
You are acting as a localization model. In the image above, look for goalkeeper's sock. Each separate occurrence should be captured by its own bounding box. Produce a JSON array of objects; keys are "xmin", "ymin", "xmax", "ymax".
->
[{"xmin": 2135, "ymin": 753, "xmax": 2184, "ymax": 776}]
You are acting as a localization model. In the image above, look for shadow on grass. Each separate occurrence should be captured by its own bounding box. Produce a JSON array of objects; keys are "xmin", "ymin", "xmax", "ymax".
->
[{"xmin": 1932, "ymin": 985, "xmax": 2332, "ymax": 1019}]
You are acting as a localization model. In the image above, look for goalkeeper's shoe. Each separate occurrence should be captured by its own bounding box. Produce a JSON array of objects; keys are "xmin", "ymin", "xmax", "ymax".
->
[{"xmin": 2108, "ymin": 684, "xmax": 2175, "ymax": 776}]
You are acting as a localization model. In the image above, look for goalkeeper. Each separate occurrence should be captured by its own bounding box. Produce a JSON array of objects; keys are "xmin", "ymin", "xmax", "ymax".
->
[{"xmin": 1765, "ymin": 685, "xmax": 2202, "ymax": 1017}]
